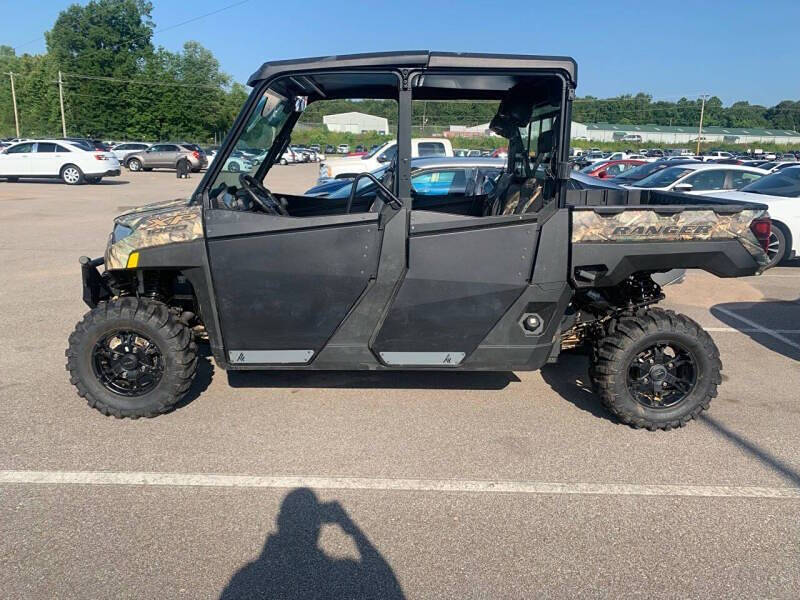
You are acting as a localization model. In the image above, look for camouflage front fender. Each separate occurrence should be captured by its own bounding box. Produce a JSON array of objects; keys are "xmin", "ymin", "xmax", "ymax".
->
[{"xmin": 106, "ymin": 204, "xmax": 204, "ymax": 270}]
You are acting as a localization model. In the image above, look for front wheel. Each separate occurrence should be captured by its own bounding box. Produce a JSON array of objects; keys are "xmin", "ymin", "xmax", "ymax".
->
[
  {"xmin": 66, "ymin": 297, "xmax": 197, "ymax": 418},
  {"xmin": 591, "ymin": 308, "xmax": 721, "ymax": 430},
  {"xmin": 61, "ymin": 164, "xmax": 84, "ymax": 185}
]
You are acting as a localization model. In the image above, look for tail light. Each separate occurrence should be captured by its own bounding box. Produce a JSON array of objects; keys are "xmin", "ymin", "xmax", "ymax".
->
[
  {"xmin": 749, "ymin": 217, "xmax": 772, "ymax": 253},
  {"xmin": 93, "ymin": 153, "xmax": 105, "ymax": 160},
  {"xmin": 192, "ymin": 150, "xmax": 200, "ymax": 159}
]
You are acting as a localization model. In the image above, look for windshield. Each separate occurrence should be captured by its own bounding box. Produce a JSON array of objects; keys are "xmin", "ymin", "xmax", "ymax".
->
[
  {"xmin": 326, "ymin": 166, "xmax": 391, "ymax": 199},
  {"xmin": 632, "ymin": 167, "xmax": 693, "ymax": 188},
  {"xmin": 614, "ymin": 161, "xmax": 671, "ymax": 180},
  {"xmin": 580, "ymin": 161, "xmax": 608, "ymax": 173},
  {"xmin": 210, "ymin": 89, "xmax": 293, "ymax": 189},
  {"xmin": 739, "ymin": 167, "xmax": 800, "ymax": 197},
  {"xmin": 362, "ymin": 142, "xmax": 391, "ymax": 160}
]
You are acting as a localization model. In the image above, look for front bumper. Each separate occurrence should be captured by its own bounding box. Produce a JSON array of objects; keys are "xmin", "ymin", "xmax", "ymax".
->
[{"xmin": 80, "ymin": 256, "xmax": 112, "ymax": 308}]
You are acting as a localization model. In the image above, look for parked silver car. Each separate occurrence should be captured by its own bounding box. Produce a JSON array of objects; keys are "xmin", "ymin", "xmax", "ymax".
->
[
  {"xmin": 110, "ymin": 142, "xmax": 151, "ymax": 163},
  {"xmin": 125, "ymin": 143, "xmax": 207, "ymax": 172}
]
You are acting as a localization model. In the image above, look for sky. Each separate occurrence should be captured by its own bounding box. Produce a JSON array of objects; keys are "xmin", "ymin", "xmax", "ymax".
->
[{"xmin": 2, "ymin": 0, "xmax": 799, "ymax": 107}]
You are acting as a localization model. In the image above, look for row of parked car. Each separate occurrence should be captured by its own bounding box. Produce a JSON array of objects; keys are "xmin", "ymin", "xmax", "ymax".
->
[{"xmin": 0, "ymin": 132, "xmax": 387, "ymax": 182}]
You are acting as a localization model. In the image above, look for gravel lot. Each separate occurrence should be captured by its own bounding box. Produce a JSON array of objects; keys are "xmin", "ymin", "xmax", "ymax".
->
[{"xmin": 1, "ymin": 165, "xmax": 799, "ymax": 598}]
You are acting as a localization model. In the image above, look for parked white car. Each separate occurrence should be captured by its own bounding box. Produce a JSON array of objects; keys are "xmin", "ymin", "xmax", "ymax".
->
[
  {"xmin": 0, "ymin": 139, "xmax": 120, "ymax": 184},
  {"xmin": 278, "ymin": 149, "xmax": 298, "ymax": 165},
  {"xmin": 320, "ymin": 138, "xmax": 454, "ymax": 181},
  {"xmin": 336, "ymin": 144, "xmax": 350, "ymax": 154},
  {"xmin": 110, "ymin": 142, "xmax": 151, "ymax": 162},
  {"xmin": 712, "ymin": 166, "xmax": 800, "ymax": 267},
  {"xmin": 753, "ymin": 160, "xmax": 799, "ymax": 174},
  {"xmin": 700, "ymin": 151, "xmax": 734, "ymax": 162},
  {"xmin": 627, "ymin": 164, "xmax": 768, "ymax": 195}
]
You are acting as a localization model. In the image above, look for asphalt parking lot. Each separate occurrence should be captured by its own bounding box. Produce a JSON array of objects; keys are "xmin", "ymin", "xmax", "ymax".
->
[{"xmin": 1, "ymin": 164, "xmax": 799, "ymax": 598}]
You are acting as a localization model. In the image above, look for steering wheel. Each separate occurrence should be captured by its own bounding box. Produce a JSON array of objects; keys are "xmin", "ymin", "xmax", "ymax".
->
[{"xmin": 238, "ymin": 174, "xmax": 288, "ymax": 216}]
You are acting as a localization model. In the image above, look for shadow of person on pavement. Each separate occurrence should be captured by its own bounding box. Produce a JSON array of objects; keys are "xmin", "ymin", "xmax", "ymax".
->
[{"xmin": 219, "ymin": 488, "xmax": 405, "ymax": 600}]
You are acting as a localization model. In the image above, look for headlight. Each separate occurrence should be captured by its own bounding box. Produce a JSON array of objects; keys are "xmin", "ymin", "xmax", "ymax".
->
[{"xmin": 112, "ymin": 223, "xmax": 134, "ymax": 243}]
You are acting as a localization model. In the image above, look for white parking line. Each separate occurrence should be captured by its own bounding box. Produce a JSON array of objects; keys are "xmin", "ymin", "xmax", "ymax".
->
[
  {"xmin": 713, "ymin": 307, "xmax": 800, "ymax": 352},
  {"xmin": 1, "ymin": 470, "xmax": 798, "ymax": 499}
]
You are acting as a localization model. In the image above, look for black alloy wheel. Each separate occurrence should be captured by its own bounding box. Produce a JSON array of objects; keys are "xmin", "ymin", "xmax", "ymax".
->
[
  {"xmin": 626, "ymin": 342, "xmax": 697, "ymax": 409},
  {"xmin": 91, "ymin": 330, "xmax": 164, "ymax": 396}
]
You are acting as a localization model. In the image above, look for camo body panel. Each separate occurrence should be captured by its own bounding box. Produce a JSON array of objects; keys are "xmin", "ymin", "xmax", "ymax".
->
[
  {"xmin": 106, "ymin": 203, "xmax": 203, "ymax": 269},
  {"xmin": 571, "ymin": 208, "xmax": 769, "ymax": 267}
]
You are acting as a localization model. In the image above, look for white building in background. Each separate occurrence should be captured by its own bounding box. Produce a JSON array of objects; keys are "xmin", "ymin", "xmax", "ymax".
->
[
  {"xmin": 323, "ymin": 112, "xmax": 389, "ymax": 134},
  {"xmin": 446, "ymin": 122, "xmax": 497, "ymax": 138},
  {"xmin": 571, "ymin": 121, "xmax": 588, "ymax": 140},
  {"xmin": 583, "ymin": 122, "xmax": 800, "ymax": 145},
  {"xmin": 443, "ymin": 119, "xmax": 800, "ymax": 146}
]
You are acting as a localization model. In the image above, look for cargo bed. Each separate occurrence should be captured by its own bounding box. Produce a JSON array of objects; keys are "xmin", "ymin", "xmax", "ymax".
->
[{"xmin": 566, "ymin": 188, "xmax": 770, "ymax": 286}]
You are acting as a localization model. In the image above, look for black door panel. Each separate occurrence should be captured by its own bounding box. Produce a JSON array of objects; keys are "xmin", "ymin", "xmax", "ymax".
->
[
  {"xmin": 207, "ymin": 215, "xmax": 380, "ymax": 356},
  {"xmin": 372, "ymin": 222, "xmax": 538, "ymax": 358}
]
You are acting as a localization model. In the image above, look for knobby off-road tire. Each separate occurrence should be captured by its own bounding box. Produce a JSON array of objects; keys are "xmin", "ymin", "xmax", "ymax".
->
[
  {"xmin": 66, "ymin": 297, "xmax": 197, "ymax": 418},
  {"xmin": 591, "ymin": 308, "xmax": 721, "ymax": 431}
]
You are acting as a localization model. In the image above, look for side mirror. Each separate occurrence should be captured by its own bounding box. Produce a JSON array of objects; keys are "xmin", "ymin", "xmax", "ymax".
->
[
  {"xmin": 674, "ymin": 183, "xmax": 693, "ymax": 192},
  {"xmin": 376, "ymin": 154, "xmax": 388, "ymax": 163},
  {"xmin": 598, "ymin": 171, "xmax": 609, "ymax": 179}
]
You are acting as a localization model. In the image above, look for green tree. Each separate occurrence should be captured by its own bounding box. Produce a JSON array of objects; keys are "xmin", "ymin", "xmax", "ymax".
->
[{"xmin": 45, "ymin": 0, "xmax": 156, "ymax": 136}]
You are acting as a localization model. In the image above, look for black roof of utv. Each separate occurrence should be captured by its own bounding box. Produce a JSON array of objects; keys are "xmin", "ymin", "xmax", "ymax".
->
[{"xmin": 247, "ymin": 51, "xmax": 578, "ymax": 87}]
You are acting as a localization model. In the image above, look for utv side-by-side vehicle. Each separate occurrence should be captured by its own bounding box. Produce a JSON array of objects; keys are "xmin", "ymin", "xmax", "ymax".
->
[{"xmin": 67, "ymin": 52, "xmax": 772, "ymax": 430}]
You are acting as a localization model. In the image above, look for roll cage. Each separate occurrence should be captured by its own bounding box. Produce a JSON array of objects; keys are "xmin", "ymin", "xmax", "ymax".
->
[{"xmin": 192, "ymin": 51, "xmax": 578, "ymax": 209}]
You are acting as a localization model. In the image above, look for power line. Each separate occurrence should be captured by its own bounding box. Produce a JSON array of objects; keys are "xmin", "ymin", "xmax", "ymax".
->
[
  {"xmin": 63, "ymin": 73, "xmax": 222, "ymax": 89},
  {"xmin": 11, "ymin": 0, "xmax": 250, "ymax": 54},
  {"xmin": 11, "ymin": 36, "xmax": 43, "ymax": 52}
]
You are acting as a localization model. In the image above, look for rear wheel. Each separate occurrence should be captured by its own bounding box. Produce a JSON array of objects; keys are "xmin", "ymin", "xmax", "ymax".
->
[
  {"xmin": 66, "ymin": 297, "xmax": 197, "ymax": 418},
  {"xmin": 592, "ymin": 308, "xmax": 721, "ymax": 430},
  {"xmin": 61, "ymin": 164, "xmax": 84, "ymax": 185},
  {"xmin": 766, "ymin": 226, "xmax": 787, "ymax": 268},
  {"xmin": 228, "ymin": 161, "xmax": 241, "ymax": 172},
  {"xmin": 127, "ymin": 158, "xmax": 142, "ymax": 172}
]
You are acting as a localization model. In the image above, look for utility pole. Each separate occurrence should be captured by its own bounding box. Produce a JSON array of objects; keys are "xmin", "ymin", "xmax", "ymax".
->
[
  {"xmin": 58, "ymin": 70, "xmax": 67, "ymax": 138},
  {"xmin": 5, "ymin": 72, "xmax": 20, "ymax": 137},
  {"xmin": 696, "ymin": 94, "xmax": 709, "ymax": 156}
]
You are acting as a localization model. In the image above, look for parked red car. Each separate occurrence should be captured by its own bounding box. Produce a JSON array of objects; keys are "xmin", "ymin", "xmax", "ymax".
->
[{"xmin": 582, "ymin": 159, "xmax": 646, "ymax": 179}]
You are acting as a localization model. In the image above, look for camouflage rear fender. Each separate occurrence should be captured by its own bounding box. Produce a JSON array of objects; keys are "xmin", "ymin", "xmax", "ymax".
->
[
  {"xmin": 106, "ymin": 205, "xmax": 204, "ymax": 270},
  {"xmin": 571, "ymin": 208, "xmax": 769, "ymax": 267}
]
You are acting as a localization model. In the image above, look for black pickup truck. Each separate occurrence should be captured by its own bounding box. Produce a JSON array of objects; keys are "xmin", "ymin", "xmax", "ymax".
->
[{"xmin": 67, "ymin": 51, "xmax": 771, "ymax": 430}]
